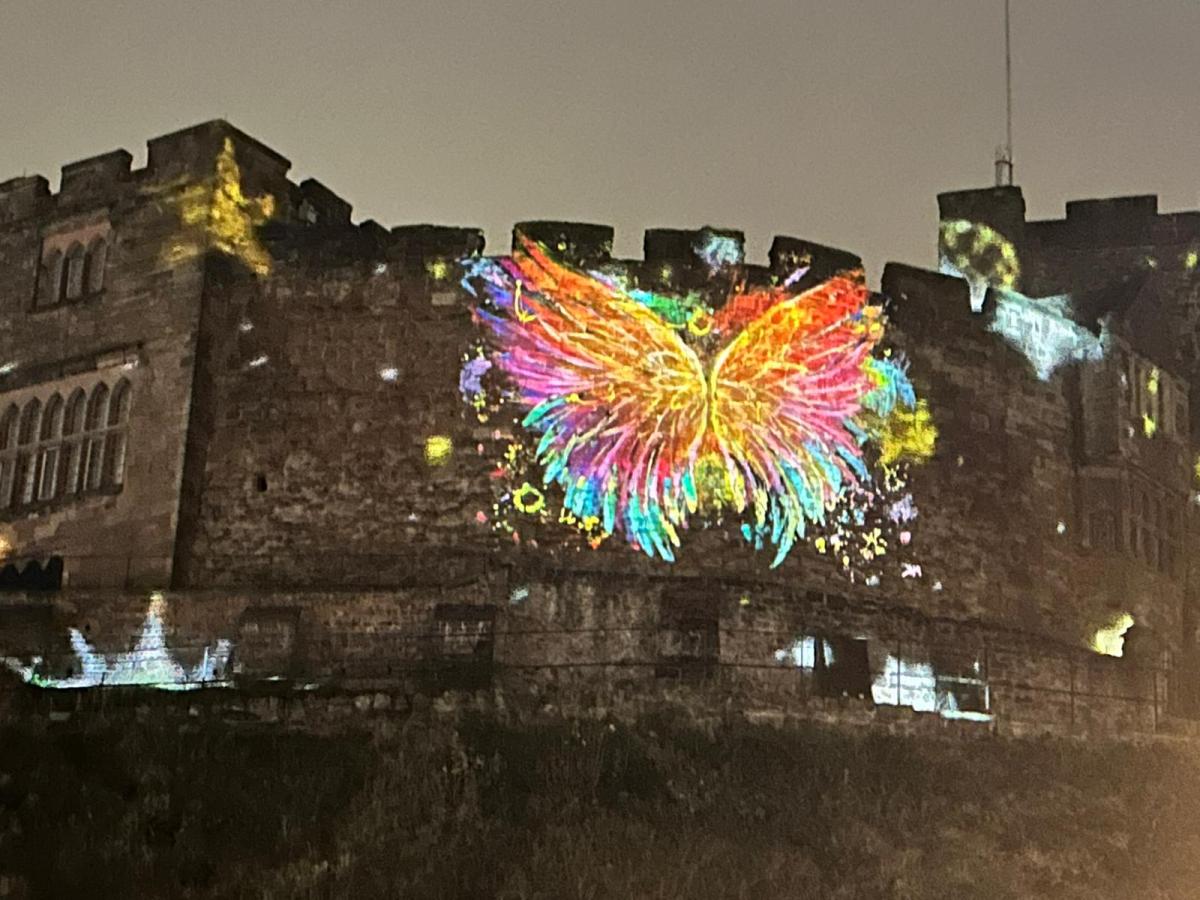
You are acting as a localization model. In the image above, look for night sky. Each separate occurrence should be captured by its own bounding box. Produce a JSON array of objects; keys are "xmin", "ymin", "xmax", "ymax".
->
[{"xmin": 2, "ymin": 0, "xmax": 1198, "ymax": 281}]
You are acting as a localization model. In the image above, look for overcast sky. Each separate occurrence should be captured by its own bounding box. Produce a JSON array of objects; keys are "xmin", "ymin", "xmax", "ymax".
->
[{"xmin": 2, "ymin": 0, "xmax": 1198, "ymax": 281}]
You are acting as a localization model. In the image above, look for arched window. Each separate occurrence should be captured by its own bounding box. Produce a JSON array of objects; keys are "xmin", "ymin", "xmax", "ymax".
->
[
  {"xmin": 34, "ymin": 394, "xmax": 64, "ymax": 501},
  {"xmin": 0, "ymin": 405, "xmax": 18, "ymax": 509},
  {"xmin": 82, "ymin": 383, "xmax": 109, "ymax": 491},
  {"xmin": 59, "ymin": 389, "xmax": 86, "ymax": 496},
  {"xmin": 103, "ymin": 379, "xmax": 131, "ymax": 487},
  {"xmin": 84, "ymin": 238, "xmax": 107, "ymax": 295},
  {"xmin": 37, "ymin": 250, "xmax": 63, "ymax": 309},
  {"xmin": 0, "ymin": 379, "xmax": 133, "ymax": 517},
  {"xmin": 13, "ymin": 399, "xmax": 41, "ymax": 506},
  {"xmin": 63, "ymin": 243, "xmax": 86, "ymax": 302}
]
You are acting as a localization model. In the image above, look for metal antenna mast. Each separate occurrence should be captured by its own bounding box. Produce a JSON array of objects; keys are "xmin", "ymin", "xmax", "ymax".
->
[{"xmin": 995, "ymin": 0, "xmax": 1015, "ymax": 186}]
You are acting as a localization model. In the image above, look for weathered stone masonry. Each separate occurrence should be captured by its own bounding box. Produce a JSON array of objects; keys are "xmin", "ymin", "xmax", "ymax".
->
[{"xmin": 0, "ymin": 121, "xmax": 1196, "ymax": 735}]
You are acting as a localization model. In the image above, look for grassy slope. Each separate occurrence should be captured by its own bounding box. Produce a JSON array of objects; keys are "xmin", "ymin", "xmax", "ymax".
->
[{"xmin": 1, "ymin": 710, "xmax": 1198, "ymax": 899}]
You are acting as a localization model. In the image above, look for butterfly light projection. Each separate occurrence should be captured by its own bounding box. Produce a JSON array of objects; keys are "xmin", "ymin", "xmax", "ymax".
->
[{"xmin": 461, "ymin": 238, "xmax": 931, "ymax": 568}]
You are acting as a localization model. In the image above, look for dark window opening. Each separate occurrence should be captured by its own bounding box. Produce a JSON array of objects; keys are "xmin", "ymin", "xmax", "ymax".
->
[
  {"xmin": 813, "ymin": 635, "xmax": 873, "ymax": 698},
  {"xmin": 657, "ymin": 587, "xmax": 719, "ymax": 680},
  {"xmin": 84, "ymin": 238, "xmax": 107, "ymax": 295},
  {"xmin": 929, "ymin": 646, "xmax": 990, "ymax": 718},
  {"xmin": 431, "ymin": 603, "xmax": 496, "ymax": 690},
  {"xmin": 36, "ymin": 250, "xmax": 62, "ymax": 309},
  {"xmin": 62, "ymin": 243, "xmax": 85, "ymax": 302},
  {"xmin": 255, "ymin": 473, "xmax": 268, "ymax": 492},
  {"xmin": 234, "ymin": 606, "xmax": 300, "ymax": 681}
]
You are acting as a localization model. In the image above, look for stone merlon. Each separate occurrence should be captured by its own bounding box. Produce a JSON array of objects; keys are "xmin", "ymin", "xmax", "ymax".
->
[{"xmin": 147, "ymin": 119, "xmax": 291, "ymax": 183}]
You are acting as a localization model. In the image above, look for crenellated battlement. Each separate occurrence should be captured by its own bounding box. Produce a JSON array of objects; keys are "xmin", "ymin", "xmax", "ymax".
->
[
  {"xmin": 3, "ymin": 118, "xmax": 1190, "ymax": 354},
  {"xmin": 2, "ymin": 118, "xmax": 1196, "ymax": 713},
  {"xmin": 882, "ymin": 262, "xmax": 974, "ymax": 327},
  {"xmin": 0, "ymin": 121, "xmax": 870, "ymax": 284},
  {"xmin": 0, "ymin": 120, "xmax": 301, "ymax": 231},
  {"xmin": 0, "ymin": 175, "xmax": 51, "ymax": 225},
  {"xmin": 938, "ymin": 185, "xmax": 1200, "ymax": 254}
]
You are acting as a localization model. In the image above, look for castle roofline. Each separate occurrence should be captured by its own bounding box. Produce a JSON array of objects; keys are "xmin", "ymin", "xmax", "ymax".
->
[{"xmin": 146, "ymin": 119, "xmax": 292, "ymax": 172}]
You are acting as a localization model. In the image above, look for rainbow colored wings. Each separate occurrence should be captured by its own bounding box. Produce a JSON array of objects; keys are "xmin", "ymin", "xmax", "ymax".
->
[{"xmin": 465, "ymin": 239, "xmax": 918, "ymax": 567}]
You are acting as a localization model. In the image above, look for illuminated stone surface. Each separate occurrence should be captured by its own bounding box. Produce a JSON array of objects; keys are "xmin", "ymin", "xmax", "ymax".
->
[{"xmin": 0, "ymin": 125, "xmax": 1195, "ymax": 731}]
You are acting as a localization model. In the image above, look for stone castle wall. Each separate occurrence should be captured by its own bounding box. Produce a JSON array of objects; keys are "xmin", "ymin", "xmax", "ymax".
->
[
  {"xmin": 0, "ymin": 122, "xmax": 1196, "ymax": 730},
  {"xmin": 166, "ymin": 244, "xmax": 1178, "ymax": 657},
  {"xmin": 0, "ymin": 586, "xmax": 1166, "ymax": 740},
  {"xmin": 0, "ymin": 150, "xmax": 212, "ymax": 588}
]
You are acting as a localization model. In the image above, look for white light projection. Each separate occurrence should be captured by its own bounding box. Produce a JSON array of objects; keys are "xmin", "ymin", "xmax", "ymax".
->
[
  {"xmin": 2, "ymin": 593, "xmax": 232, "ymax": 691},
  {"xmin": 870, "ymin": 655, "xmax": 992, "ymax": 721},
  {"xmin": 938, "ymin": 219, "xmax": 1108, "ymax": 379},
  {"xmin": 773, "ymin": 636, "xmax": 992, "ymax": 721},
  {"xmin": 1090, "ymin": 613, "xmax": 1134, "ymax": 658},
  {"xmin": 773, "ymin": 636, "xmax": 833, "ymax": 667},
  {"xmin": 989, "ymin": 289, "xmax": 1108, "ymax": 380}
]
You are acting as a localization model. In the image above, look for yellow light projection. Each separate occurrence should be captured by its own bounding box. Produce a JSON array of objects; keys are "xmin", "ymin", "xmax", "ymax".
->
[
  {"xmin": 424, "ymin": 435, "xmax": 453, "ymax": 466},
  {"xmin": 1090, "ymin": 613, "xmax": 1134, "ymax": 658},
  {"xmin": 170, "ymin": 138, "xmax": 275, "ymax": 275},
  {"xmin": 878, "ymin": 400, "xmax": 938, "ymax": 467},
  {"xmin": 938, "ymin": 219, "xmax": 1021, "ymax": 312}
]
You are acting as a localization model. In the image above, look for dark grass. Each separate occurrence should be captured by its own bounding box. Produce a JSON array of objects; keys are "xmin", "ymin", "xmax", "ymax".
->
[{"xmin": 2, "ymin": 711, "xmax": 1198, "ymax": 899}]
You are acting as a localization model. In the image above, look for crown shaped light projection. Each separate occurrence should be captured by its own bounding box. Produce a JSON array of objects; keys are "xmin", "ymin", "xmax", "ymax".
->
[
  {"xmin": 460, "ymin": 235, "xmax": 936, "ymax": 575},
  {"xmin": 2, "ymin": 594, "xmax": 232, "ymax": 691}
]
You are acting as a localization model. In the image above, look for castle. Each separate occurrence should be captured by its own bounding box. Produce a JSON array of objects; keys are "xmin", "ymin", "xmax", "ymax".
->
[{"xmin": 0, "ymin": 119, "xmax": 1196, "ymax": 735}]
